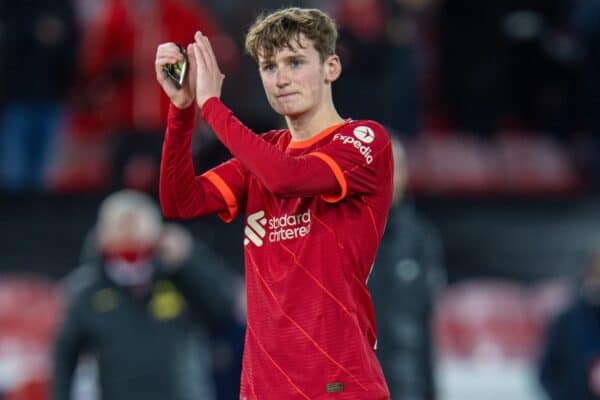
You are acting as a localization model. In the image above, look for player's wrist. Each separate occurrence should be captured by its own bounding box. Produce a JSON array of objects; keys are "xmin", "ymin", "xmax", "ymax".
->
[
  {"xmin": 196, "ymin": 95, "xmax": 218, "ymax": 109},
  {"xmin": 172, "ymin": 97, "xmax": 195, "ymax": 110},
  {"xmin": 168, "ymin": 101, "xmax": 196, "ymax": 124},
  {"xmin": 198, "ymin": 97, "xmax": 224, "ymax": 121}
]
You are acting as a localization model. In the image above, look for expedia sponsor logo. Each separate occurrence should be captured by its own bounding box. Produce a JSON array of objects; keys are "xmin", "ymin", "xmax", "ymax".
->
[
  {"xmin": 244, "ymin": 210, "xmax": 311, "ymax": 247},
  {"xmin": 333, "ymin": 132, "xmax": 374, "ymax": 164},
  {"xmin": 353, "ymin": 126, "xmax": 375, "ymax": 143}
]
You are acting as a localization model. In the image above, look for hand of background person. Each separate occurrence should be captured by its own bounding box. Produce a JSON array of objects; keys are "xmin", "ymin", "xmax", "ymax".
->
[
  {"xmin": 191, "ymin": 31, "xmax": 225, "ymax": 109},
  {"xmin": 155, "ymin": 42, "xmax": 198, "ymax": 109}
]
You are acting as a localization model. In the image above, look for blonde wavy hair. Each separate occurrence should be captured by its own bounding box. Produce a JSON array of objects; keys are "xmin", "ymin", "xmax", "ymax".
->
[{"xmin": 245, "ymin": 7, "xmax": 338, "ymax": 63}]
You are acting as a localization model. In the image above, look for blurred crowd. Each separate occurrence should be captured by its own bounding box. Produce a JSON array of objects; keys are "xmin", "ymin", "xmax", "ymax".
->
[{"xmin": 1, "ymin": 0, "xmax": 599, "ymax": 194}]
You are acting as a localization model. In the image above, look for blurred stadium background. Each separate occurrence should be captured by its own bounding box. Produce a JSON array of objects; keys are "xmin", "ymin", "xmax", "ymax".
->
[{"xmin": 1, "ymin": 0, "xmax": 599, "ymax": 399}]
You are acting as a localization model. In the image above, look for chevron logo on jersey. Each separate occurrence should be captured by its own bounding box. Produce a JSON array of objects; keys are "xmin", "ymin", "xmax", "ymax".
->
[{"xmin": 244, "ymin": 210, "xmax": 267, "ymax": 247}]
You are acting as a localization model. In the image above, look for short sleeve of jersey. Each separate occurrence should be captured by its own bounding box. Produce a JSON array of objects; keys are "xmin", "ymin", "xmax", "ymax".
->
[
  {"xmin": 307, "ymin": 121, "xmax": 393, "ymax": 203},
  {"xmin": 201, "ymin": 158, "xmax": 249, "ymax": 222}
]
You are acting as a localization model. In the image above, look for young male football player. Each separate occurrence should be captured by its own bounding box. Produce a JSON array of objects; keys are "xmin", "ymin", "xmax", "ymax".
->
[{"xmin": 156, "ymin": 7, "xmax": 393, "ymax": 399}]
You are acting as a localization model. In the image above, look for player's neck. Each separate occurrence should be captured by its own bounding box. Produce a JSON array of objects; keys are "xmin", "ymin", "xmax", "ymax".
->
[{"xmin": 285, "ymin": 101, "xmax": 344, "ymax": 142}]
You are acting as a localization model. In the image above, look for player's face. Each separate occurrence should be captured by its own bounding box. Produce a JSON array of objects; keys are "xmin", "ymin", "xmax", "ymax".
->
[{"xmin": 258, "ymin": 35, "xmax": 339, "ymax": 118}]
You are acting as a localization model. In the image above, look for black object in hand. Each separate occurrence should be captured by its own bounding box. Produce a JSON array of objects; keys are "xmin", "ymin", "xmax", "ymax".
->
[{"xmin": 162, "ymin": 44, "xmax": 187, "ymax": 89}]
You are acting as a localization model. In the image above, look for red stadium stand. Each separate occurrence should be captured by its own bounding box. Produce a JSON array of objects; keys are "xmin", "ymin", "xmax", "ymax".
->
[
  {"xmin": 434, "ymin": 278, "xmax": 572, "ymax": 400},
  {"xmin": 405, "ymin": 134, "xmax": 584, "ymax": 196},
  {"xmin": 0, "ymin": 275, "xmax": 63, "ymax": 400}
]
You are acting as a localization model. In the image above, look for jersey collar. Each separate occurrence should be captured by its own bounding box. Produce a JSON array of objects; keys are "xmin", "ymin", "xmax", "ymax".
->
[{"xmin": 287, "ymin": 120, "xmax": 349, "ymax": 150}]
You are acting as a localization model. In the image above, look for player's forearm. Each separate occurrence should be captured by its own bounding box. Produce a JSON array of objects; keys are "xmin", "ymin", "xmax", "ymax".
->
[
  {"xmin": 160, "ymin": 104, "xmax": 210, "ymax": 218},
  {"xmin": 200, "ymin": 97, "xmax": 338, "ymax": 197}
]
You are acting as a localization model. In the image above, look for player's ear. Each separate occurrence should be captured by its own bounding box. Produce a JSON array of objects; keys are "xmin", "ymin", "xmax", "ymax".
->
[{"xmin": 324, "ymin": 54, "xmax": 341, "ymax": 83}]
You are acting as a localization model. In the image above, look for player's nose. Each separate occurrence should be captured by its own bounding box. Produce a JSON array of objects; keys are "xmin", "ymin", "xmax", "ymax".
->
[{"xmin": 275, "ymin": 69, "xmax": 291, "ymax": 88}]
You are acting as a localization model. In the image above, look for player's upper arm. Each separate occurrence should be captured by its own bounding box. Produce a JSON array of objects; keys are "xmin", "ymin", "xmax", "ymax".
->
[{"xmin": 307, "ymin": 121, "xmax": 393, "ymax": 203}]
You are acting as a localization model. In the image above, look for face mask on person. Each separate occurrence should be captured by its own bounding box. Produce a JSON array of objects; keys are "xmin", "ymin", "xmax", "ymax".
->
[{"xmin": 103, "ymin": 248, "xmax": 156, "ymax": 288}]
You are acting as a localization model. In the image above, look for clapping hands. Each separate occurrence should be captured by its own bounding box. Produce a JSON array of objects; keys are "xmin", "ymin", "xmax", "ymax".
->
[{"xmin": 155, "ymin": 31, "xmax": 224, "ymax": 110}]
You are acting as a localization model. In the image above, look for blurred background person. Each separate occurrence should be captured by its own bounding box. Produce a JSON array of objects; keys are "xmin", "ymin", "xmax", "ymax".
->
[
  {"xmin": 436, "ymin": 0, "xmax": 583, "ymax": 138},
  {"xmin": 0, "ymin": 0, "xmax": 78, "ymax": 192},
  {"xmin": 333, "ymin": 0, "xmax": 393, "ymax": 129},
  {"xmin": 380, "ymin": 0, "xmax": 433, "ymax": 136},
  {"xmin": 571, "ymin": 0, "xmax": 600, "ymax": 188},
  {"xmin": 52, "ymin": 189, "xmax": 239, "ymax": 400},
  {"xmin": 369, "ymin": 138, "xmax": 446, "ymax": 400},
  {"xmin": 71, "ymin": 0, "xmax": 238, "ymax": 190},
  {"xmin": 539, "ymin": 250, "xmax": 600, "ymax": 400},
  {"xmin": 332, "ymin": 0, "xmax": 433, "ymax": 137}
]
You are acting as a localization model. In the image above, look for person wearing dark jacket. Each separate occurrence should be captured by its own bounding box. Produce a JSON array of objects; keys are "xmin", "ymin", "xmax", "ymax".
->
[
  {"xmin": 0, "ymin": 0, "xmax": 79, "ymax": 191},
  {"xmin": 369, "ymin": 138, "xmax": 446, "ymax": 400},
  {"xmin": 539, "ymin": 253, "xmax": 600, "ymax": 400},
  {"xmin": 52, "ymin": 189, "xmax": 238, "ymax": 400}
]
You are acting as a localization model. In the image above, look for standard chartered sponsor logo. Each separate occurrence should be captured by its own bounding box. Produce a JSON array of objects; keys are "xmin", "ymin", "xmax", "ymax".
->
[
  {"xmin": 244, "ymin": 210, "xmax": 267, "ymax": 247},
  {"xmin": 268, "ymin": 210, "xmax": 311, "ymax": 243},
  {"xmin": 333, "ymin": 131, "xmax": 374, "ymax": 164},
  {"xmin": 243, "ymin": 210, "xmax": 312, "ymax": 247}
]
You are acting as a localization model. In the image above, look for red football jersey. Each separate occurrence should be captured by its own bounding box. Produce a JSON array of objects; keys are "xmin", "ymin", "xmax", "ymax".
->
[{"xmin": 160, "ymin": 99, "xmax": 393, "ymax": 399}]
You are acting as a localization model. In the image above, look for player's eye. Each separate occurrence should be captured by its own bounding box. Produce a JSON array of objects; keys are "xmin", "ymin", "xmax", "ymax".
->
[
  {"xmin": 261, "ymin": 63, "xmax": 276, "ymax": 73},
  {"xmin": 289, "ymin": 59, "xmax": 304, "ymax": 68}
]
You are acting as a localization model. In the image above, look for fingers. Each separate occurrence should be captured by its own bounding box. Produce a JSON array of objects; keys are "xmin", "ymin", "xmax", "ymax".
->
[
  {"xmin": 155, "ymin": 55, "xmax": 181, "ymax": 69},
  {"xmin": 186, "ymin": 43, "xmax": 197, "ymax": 79},
  {"xmin": 198, "ymin": 32, "xmax": 219, "ymax": 72},
  {"xmin": 156, "ymin": 34, "xmax": 222, "ymax": 108},
  {"xmin": 156, "ymin": 42, "xmax": 185, "ymax": 65},
  {"xmin": 193, "ymin": 31, "xmax": 222, "ymax": 76},
  {"xmin": 190, "ymin": 32, "xmax": 224, "ymax": 107},
  {"xmin": 204, "ymin": 39, "xmax": 222, "ymax": 78},
  {"xmin": 155, "ymin": 42, "xmax": 186, "ymax": 81},
  {"xmin": 192, "ymin": 32, "xmax": 208, "ymax": 73},
  {"xmin": 192, "ymin": 40, "xmax": 207, "ymax": 73}
]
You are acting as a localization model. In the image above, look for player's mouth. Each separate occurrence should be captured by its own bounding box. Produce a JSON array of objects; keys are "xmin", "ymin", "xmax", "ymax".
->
[{"xmin": 276, "ymin": 92, "xmax": 298, "ymax": 100}]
